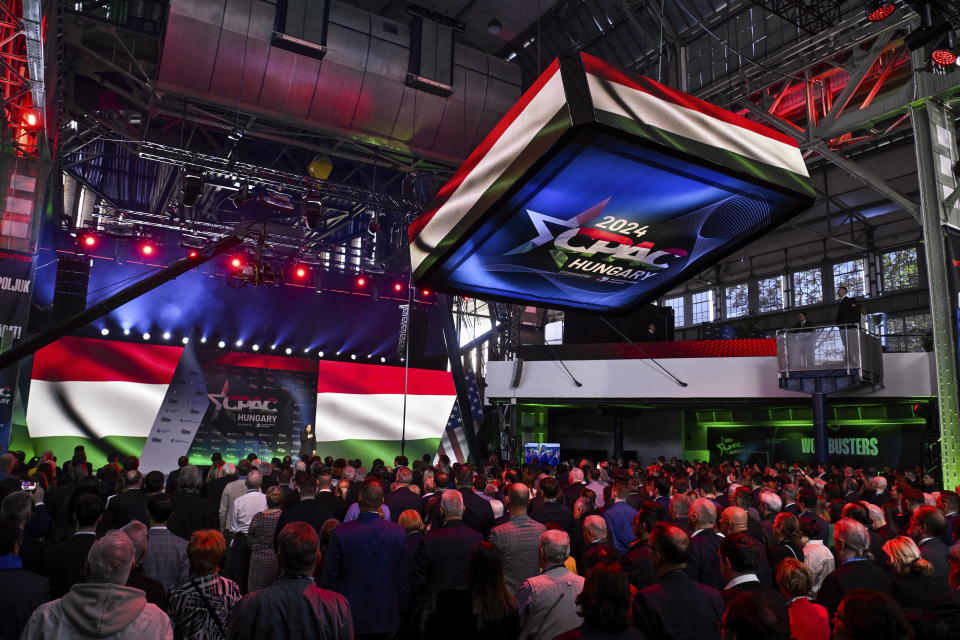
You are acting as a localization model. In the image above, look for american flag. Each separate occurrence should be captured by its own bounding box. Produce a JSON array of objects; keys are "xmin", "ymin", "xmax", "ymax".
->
[{"xmin": 436, "ymin": 371, "xmax": 483, "ymax": 464}]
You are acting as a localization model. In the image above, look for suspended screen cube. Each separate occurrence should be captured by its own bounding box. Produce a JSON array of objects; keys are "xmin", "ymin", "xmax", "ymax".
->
[{"xmin": 409, "ymin": 53, "xmax": 815, "ymax": 314}]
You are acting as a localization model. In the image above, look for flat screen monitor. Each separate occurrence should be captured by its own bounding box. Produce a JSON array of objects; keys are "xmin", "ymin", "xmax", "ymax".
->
[{"xmin": 525, "ymin": 442, "xmax": 561, "ymax": 466}]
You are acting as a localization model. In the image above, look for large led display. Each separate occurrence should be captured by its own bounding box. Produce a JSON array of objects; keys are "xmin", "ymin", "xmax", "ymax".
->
[{"xmin": 410, "ymin": 53, "xmax": 815, "ymax": 314}]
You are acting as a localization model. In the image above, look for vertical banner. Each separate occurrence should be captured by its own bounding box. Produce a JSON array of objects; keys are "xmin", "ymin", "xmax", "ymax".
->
[
  {"xmin": 0, "ymin": 250, "xmax": 35, "ymax": 450},
  {"xmin": 946, "ymin": 226, "xmax": 960, "ymax": 390},
  {"xmin": 187, "ymin": 353, "xmax": 318, "ymax": 464},
  {"xmin": 139, "ymin": 339, "xmax": 207, "ymax": 473}
]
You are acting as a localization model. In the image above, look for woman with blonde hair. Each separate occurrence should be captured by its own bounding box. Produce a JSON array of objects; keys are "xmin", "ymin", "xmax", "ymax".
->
[{"xmin": 882, "ymin": 535, "xmax": 941, "ymax": 610}]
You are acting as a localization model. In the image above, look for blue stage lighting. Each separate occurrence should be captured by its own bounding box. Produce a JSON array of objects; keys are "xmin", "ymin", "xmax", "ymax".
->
[
  {"xmin": 142, "ymin": 332, "xmax": 151, "ymax": 340},
  {"xmin": 100, "ymin": 328, "xmax": 109, "ymax": 336}
]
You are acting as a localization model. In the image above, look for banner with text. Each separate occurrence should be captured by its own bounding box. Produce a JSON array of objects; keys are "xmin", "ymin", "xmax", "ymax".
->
[
  {"xmin": 707, "ymin": 424, "xmax": 925, "ymax": 467},
  {"xmin": 186, "ymin": 353, "xmax": 318, "ymax": 464}
]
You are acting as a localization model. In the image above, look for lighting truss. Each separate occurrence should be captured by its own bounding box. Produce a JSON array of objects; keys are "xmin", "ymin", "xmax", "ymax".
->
[
  {"xmin": 748, "ymin": 0, "xmax": 848, "ymax": 35},
  {"xmin": 0, "ymin": 0, "xmax": 45, "ymax": 157}
]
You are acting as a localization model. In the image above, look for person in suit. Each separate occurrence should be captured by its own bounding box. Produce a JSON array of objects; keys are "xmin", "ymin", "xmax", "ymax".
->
[
  {"xmin": 298, "ymin": 424, "xmax": 316, "ymax": 461},
  {"xmin": 517, "ymin": 529, "xmax": 585, "ymax": 640},
  {"xmin": 0, "ymin": 512, "xmax": 49, "ymax": 640},
  {"xmin": 275, "ymin": 471, "xmax": 345, "ymax": 545},
  {"xmin": 563, "ymin": 468, "xmax": 587, "ymax": 508},
  {"xmin": 428, "ymin": 465, "xmax": 494, "ymax": 537},
  {"xmin": 686, "ymin": 498, "xmax": 725, "ymax": 590},
  {"xmin": 530, "ymin": 477, "xmax": 574, "ymax": 537},
  {"xmin": 141, "ymin": 493, "xmax": 189, "ymax": 592},
  {"xmin": 791, "ymin": 312, "xmax": 816, "ymax": 367},
  {"xmin": 384, "ymin": 466, "xmax": 423, "ymax": 522},
  {"xmin": 835, "ymin": 285, "xmax": 862, "ymax": 356},
  {"xmin": 167, "ymin": 465, "xmax": 219, "ymax": 541},
  {"xmin": 165, "ymin": 457, "xmax": 189, "ymax": 496},
  {"xmin": 719, "ymin": 532, "xmax": 788, "ymax": 622},
  {"xmin": 719, "ymin": 506, "xmax": 773, "ymax": 587},
  {"xmin": 227, "ymin": 523, "xmax": 351, "ymax": 639},
  {"xmin": 320, "ymin": 478, "xmax": 407, "ymax": 637},
  {"xmin": 45, "ymin": 493, "xmax": 103, "ymax": 597},
  {"xmin": 882, "ymin": 535, "xmax": 945, "ymax": 609},
  {"xmin": 909, "ymin": 504, "xmax": 951, "ymax": 591},
  {"xmin": 798, "ymin": 489, "xmax": 830, "ymax": 543},
  {"xmin": 101, "ymin": 469, "xmax": 148, "ymax": 532},
  {"xmin": 633, "ymin": 523, "xmax": 724, "ymax": 639},
  {"xmin": 623, "ymin": 501, "xmax": 660, "ymax": 590},
  {"xmin": 205, "ymin": 462, "xmax": 237, "ymax": 508},
  {"xmin": 640, "ymin": 322, "xmax": 659, "ymax": 342},
  {"xmin": 816, "ymin": 517, "xmax": 892, "ymax": 614},
  {"xmin": 603, "ymin": 482, "xmax": 637, "ymax": 554},
  {"xmin": 937, "ymin": 490, "xmax": 960, "ymax": 546},
  {"xmin": 775, "ymin": 558, "xmax": 829, "ymax": 640},
  {"xmin": 864, "ymin": 476, "xmax": 891, "ymax": 508},
  {"xmin": 119, "ymin": 521, "xmax": 168, "ymax": 610},
  {"xmin": 490, "ymin": 483, "xmax": 547, "ymax": 593},
  {"xmin": 411, "ymin": 490, "xmax": 483, "ymax": 602},
  {"xmin": 780, "ymin": 484, "xmax": 801, "ymax": 516}
]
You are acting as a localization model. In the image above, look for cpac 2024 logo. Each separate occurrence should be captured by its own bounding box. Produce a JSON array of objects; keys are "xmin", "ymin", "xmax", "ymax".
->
[
  {"xmin": 208, "ymin": 380, "xmax": 279, "ymax": 413},
  {"xmin": 505, "ymin": 198, "xmax": 687, "ymax": 269}
]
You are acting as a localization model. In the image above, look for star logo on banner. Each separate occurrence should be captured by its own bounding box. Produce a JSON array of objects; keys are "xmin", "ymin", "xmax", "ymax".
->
[
  {"xmin": 504, "ymin": 197, "xmax": 612, "ymax": 256},
  {"xmin": 207, "ymin": 380, "xmax": 229, "ymax": 416}
]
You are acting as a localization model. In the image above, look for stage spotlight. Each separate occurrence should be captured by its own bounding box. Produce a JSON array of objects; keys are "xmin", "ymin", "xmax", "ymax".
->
[
  {"xmin": 380, "ymin": 356, "xmax": 386, "ymax": 363},
  {"xmin": 393, "ymin": 282, "xmax": 403, "ymax": 293},
  {"xmin": 142, "ymin": 332, "xmax": 151, "ymax": 340},
  {"xmin": 22, "ymin": 110, "xmax": 38, "ymax": 128},
  {"xmin": 123, "ymin": 329, "xmax": 130, "ymax": 335},
  {"xmin": 182, "ymin": 337, "xmax": 189, "ymax": 344},
  {"xmin": 100, "ymin": 328, "xmax": 109, "ymax": 336},
  {"xmin": 285, "ymin": 347, "xmax": 292, "ymax": 355},
  {"xmin": 355, "ymin": 276, "xmax": 367, "ymax": 288},
  {"xmin": 318, "ymin": 351, "xmax": 324, "ymax": 357},
  {"xmin": 230, "ymin": 256, "xmax": 244, "ymax": 269},
  {"xmin": 162, "ymin": 332, "xmax": 171, "ymax": 340},
  {"xmin": 367, "ymin": 354, "xmax": 372, "ymax": 358},
  {"xmin": 218, "ymin": 340, "xmax": 226, "ymax": 348},
  {"xmin": 293, "ymin": 265, "xmax": 308, "ymax": 280},
  {"xmin": 271, "ymin": 344, "xmax": 277, "ymax": 350},
  {"xmin": 181, "ymin": 170, "xmax": 204, "ymax": 207},
  {"xmin": 139, "ymin": 241, "xmax": 156, "ymax": 257},
  {"xmin": 351, "ymin": 354, "xmax": 357, "ymax": 360},
  {"xmin": 400, "ymin": 357, "xmax": 405, "ymax": 362},
  {"xmin": 252, "ymin": 344, "xmax": 260, "ymax": 351},
  {"xmin": 866, "ymin": 1, "xmax": 896, "ymax": 22},
  {"xmin": 931, "ymin": 33, "xmax": 958, "ymax": 66},
  {"xmin": 79, "ymin": 233, "xmax": 98, "ymax": 249},
  {"xmin": 188, "ymin": 250, "xmax": 199, "ymax": 259},
  {"xmin": 235, "ymin": 339, "xmax": 244, "ymax": 347},
  {"xmin": 336, "ymin": 351, "xmax": 341, "ymax": 356},
  {"xmin": 201, "ymin": 337, "xmax": 207, "ymax": 343},
  {"xmin": 304, "ymin": 347, "xmax": 310, "ymax": 353}
]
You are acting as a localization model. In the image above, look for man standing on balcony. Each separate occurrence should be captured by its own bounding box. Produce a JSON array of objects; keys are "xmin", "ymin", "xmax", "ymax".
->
[
  {"xmin": 792, "ymin": 312, "xmax": 815, "ymax": 367},
  {"xmin": 835, "ymin": 286, "xmax": 862, "ymax": 359}
]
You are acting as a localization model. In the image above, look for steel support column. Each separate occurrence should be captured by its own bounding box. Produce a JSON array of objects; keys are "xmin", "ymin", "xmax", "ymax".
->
[
  {"xmin": 811, "ymin": 385, "xmax": 829, "ymax": 466},
  {"xmin": 910, "ymin": 100, "xmax": 960, "ymax": 489}
]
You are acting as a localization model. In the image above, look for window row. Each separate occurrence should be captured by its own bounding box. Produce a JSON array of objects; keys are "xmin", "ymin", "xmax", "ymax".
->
[{"xmin": 663, "ymin": 247, "xmax": 921, "ymax": 327}]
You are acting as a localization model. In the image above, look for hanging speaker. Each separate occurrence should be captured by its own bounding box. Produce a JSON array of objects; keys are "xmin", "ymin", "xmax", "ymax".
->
[
  {"xmin": 510, "ymin": 358, "xmax": 524, "ymax": 388},
  {"xmin": 53, "ymin": 255, "xmax": 90, "ymax": 319}
]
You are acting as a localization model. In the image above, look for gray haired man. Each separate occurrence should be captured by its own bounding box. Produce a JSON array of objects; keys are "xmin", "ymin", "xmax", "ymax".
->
[{"xmin": 517, "ymin": 529, "xmax": 585, "ymax": 640}]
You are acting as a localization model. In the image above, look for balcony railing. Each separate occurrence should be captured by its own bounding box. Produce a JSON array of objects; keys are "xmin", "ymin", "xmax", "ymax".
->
[{"xmin": 776, "ymin": 325, "xmax": 883, "ymax": 384}]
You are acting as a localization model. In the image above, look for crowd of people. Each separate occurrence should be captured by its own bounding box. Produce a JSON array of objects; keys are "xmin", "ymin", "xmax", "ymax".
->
[{"xmin": 1, "ymin": 446, "xmax": 959, "ymax": 640}]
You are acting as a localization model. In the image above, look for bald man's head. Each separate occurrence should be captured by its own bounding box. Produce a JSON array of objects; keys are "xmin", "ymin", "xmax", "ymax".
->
[
  {"xmin": 506, "ymin": 483, "xmax": 531, "ymax": 514},
  {"xmin": 689, "ymin": 498, "xmax": 718, "ymax": 531},
  {"xmin": 720, "ymin": 506, "xmax": 748, "ymax": 535}
]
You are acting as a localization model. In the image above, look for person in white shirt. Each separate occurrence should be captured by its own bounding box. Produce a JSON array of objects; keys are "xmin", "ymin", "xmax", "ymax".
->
[
  {"xmin": 800, "ymin": 515, "xmax": 834, "ymax": 598},
  {"xmin": 226, "ymin": 470, "xmax": 266, "ymax": 592}
]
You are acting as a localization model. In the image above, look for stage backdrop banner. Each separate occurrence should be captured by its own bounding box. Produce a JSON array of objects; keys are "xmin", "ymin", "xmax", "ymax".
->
[
  {"xmin": 0, "ymin": 249, "xmax": 34, "ymax": 449},
  {"xmin": 707, "ymin": 424, "xmax": 925, "ymax": 467},
  {"xmin": 315, "ymin": 361, "xmax": 457, "ymax": 462},
  {"xmin": 139, "ymin": 339, "xmax": 208, "ymax": 473},
  {"xmin": 26, "ymin": 337, "xmax": 183, "ymax": 461},
  {"xmin": 186, "ymin": 353, "xmax": 318, "ymax": 464}
]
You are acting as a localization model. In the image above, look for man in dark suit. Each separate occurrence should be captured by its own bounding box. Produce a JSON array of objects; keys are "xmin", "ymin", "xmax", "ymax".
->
[
  {"xmin": 228, "ymin": 522, "xmax": 353, "ymax": 638},
  {"xmin": 624, "ymin": 501, "xmax": 660, "ymax": 590},
  {"xmin": 384, "ymin": 466, "xmax": 423, "ymax": 522},
  {"xmin": 864, "ymin": 475, "xmax": 891, "ymax": 508},
  {"xmin": 835, "ymin": 285, "xmax": 861, "ymax": 355},
  {"xmin": 167, "ymin": 465, "xmax": 218, "ymax": 541},
  {"xmin": 816, "ymin": 517, "xmax": 892, "ymax": 614},
  {"xmin": 165, "ymin": 456, "xmax": 189, "ymax": 496},
  {"xmin": 719, "ymin": 506, "xmax": 773, "ymax": 588},
  {"xmin": 276, "ymin": 472, "xmax": 345, "ymax": 544},
  {"xmin": 321, "ymin": 478, "xmax": 406, "ymax": 638},
  {"xmin": 641, "ymin": 322, "xmax": 659, "ymax": 342},
  {"xmin": 428, "ymin": 465, "xmax": 494, "ymax": 537},
  {"xmin": 563, "ymin": 467, "xmax": 587, "ymax": 507},
  {"xmin": 719, "ymin": 532, "xmax": 788, "ymax": 622},
  {"xmin": 686, "ymin": 498, "xmax": 725, "ymax": 590},
  {"xmin": 798, "ymin": 489, "xmax": 829, "ymax": 543},
  {"xmin": 910, "ymin": 505, "xmax": 951, "ymax": 591},
  {"xmin": 204, "ymin": 462, "xmax": 237, "ymax": 508},
  {"xmin": 780, "ymin": 484, "xmax": 801, "ymax": 516},
  {"xmin": 938, "ymin": 490, "xmax": 960, "ymax": 546},
  {"xmin": 411, "ymin": 489, "xmax": 483, "ymax": 602},
  {"xmin": 0, "ymin": 512, "xmax": 49, "ymax": 640},
  {"xmin": 632, "ymin": 523, "xmax": 724, "ymax": 639},
  {"xmin": 530, "ymin": 476, "xmax": 574, "ymax": 537},
  {"xmin": 45, "ymin": 494, "xmax": 102, "ymax": 597},
  {"xmin": 101, "ymin": 470, "xmax": 148, "ymax": 533}
]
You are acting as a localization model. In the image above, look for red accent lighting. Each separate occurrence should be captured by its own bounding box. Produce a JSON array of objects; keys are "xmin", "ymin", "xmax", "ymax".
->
[
  {"xmin": 80, "ymin": 233, "xmax": 97, "ymax": 248},
  {"xmin": 188, "ymin": 250, "xmax": 199, "ymax": 259},
  {"xmin": 23, "ymin": 111, "xmax": 38, "ymax": 127},
  {"xmin": 866, "ymin": 4, "xmax": 895, "ymax": 22},
  {"xmin": 139, "ymin": 242, "xmax": 155, "ymax": 256},
  {"xmin": 230, "ymin": 257, "xmax": 243, "ymax": 269},
  {"xmin": 393, "ymin": 283, "xmax": 403, "ymax": 292},
  {"xmin": 931, "ymin": 48, "xmax": 958, "ymax": 67},
  {"xmin": 356, "ymin": 276, "xmax": 367, "ymax": 287},
  {"xmin": 294, "ymin": 266, "xmax": 308, "ymax": 279},
  {"xmin": 421, "ymin": 289, "xmax": 431, "ymax": 296}
]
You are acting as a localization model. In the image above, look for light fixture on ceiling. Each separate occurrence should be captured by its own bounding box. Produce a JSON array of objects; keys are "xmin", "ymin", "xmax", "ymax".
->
[
  {"xmin": 865, "ymin": 1, "xmax": 896, "ymax": 22},
  {"xmin": 487, "ymin": 17, "xmax": 502, "ymax": 35}
]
